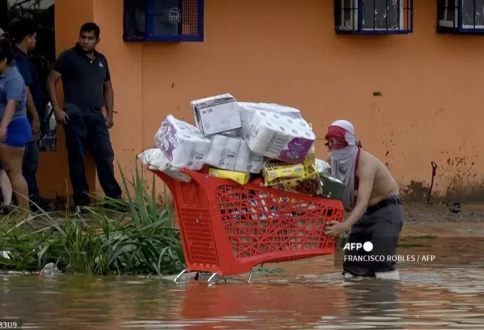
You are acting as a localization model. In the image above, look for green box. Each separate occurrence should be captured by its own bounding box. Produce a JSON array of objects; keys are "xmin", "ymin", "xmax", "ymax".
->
[{"xmin": 319, "ymin": 173, "xmax": 346, "ymax": 200}]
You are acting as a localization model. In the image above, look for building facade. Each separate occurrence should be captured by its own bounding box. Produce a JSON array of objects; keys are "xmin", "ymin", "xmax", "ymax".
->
[{"xmin": 39, "ymin": 0, "xmax": 484, "ymax": 202}]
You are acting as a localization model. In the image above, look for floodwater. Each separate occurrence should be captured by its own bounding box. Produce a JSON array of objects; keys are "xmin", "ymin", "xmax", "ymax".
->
[{"xmin": 2, "ymin": 223, "xmax": 484, "ymax": 329}]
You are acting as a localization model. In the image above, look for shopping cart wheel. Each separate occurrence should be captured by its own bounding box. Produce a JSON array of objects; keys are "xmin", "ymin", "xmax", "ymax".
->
[
  {"xmin": 207, "ymin": 270, "xmax": 254, "ymax": 286},
  {"xmin": 174, "ymin": 269, "xmax": 187, "ymax": 283}
]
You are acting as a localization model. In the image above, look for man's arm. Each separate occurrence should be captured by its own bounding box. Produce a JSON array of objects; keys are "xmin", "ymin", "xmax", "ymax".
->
[
  {"xmin": 342, "ymin": 161, "xmax": 376, "ymax": 228},
  {"xmin": 25, "ymin": 87, "xmax": 40, "ymax": 133},
  {"xmin": 103, "ymin": 80, "xmax": 114, "ymax": 117},
  {"xmin": 13, "ymin": 57, "xmax": 40, "ymax": 132},
  {"xmin": 46, "ymin": 70, "xmax": 62, "ymax": 109},
  {"xmin": 46, "ymin": 51, "xmax": 70, "ymax": 124},
  {"xmin": 103, "ymin": 58, "xmax": 114, "ymax": 118}
]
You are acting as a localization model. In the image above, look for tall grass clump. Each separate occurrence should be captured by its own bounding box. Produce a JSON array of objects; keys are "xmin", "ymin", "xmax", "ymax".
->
[{"xmin": 0, "ymin": 159, "xmax": 185, "ymax": 276}]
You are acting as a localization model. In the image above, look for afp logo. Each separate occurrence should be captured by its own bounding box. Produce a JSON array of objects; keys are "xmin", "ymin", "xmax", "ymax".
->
[{"xmin": 343, "ymin": 241, "xmax": 373, "ymax": 252}]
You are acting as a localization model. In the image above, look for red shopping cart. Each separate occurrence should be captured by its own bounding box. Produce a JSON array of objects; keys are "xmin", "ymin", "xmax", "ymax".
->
[{"xmin": 151, "ymin": 167, "xmax": 344, "ymax": 283}]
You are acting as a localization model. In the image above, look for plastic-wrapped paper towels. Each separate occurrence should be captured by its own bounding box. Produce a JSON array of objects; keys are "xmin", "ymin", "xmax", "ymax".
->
[
  {"xmin": 205, "ymin": 135, "xmax": 266, "ymax": 173},
  {"xmin": 238, "ymin": 103, "xmax": 316, "ymax": 163},
  {"xmin": 138, "ymin": 148, "xmax": 192, "ymax": 182},
  {"xmin": 154, "ymin": 115, "xmax": 211, "ymax": 170}
]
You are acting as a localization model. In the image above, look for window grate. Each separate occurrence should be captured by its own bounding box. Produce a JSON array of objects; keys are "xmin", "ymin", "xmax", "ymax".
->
[
  {"xmin": 437, "ymin": 0, "xmax": 484, "ymax": 34},
  {"xmin": 335, "ymin": 0, "xmax": 414, "ymax": 34},
  {"xmin": 123, "ymin": 0, "xmax": 204, "ymax": 42}
]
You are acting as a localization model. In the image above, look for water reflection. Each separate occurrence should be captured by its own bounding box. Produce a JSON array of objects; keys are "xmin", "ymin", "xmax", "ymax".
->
[
  {"xmin": 343, "ymin": 279, "xmax": 403, "ymax": 329},
  {"xmin": 1, "ymin": 268, "xmax": 484, "ymax": 329}
]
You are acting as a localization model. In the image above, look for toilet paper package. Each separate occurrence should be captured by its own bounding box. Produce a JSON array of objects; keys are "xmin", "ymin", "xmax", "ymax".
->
[
  {"xmin": 238, "ymin": 102, "xmax": 302, "ymax": 119},
  {"xmin": 244, "ymin": 110, "xmax": 316, "ymax": 163},
  {"xmin": 205, "ymin": 134, "xmax": 267, "ymax": 173},
  {"xmin": 238, "ymin": 102, "xmax": 303, "ymax": 139},
  {"xmin": 154, "ymin": 115, "xmax": 211, "ymax": 170}
]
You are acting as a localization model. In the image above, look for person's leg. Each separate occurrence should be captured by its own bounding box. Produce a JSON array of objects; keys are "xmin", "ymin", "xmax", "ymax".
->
[
  {"xmin": 22, "ymin": 141, "xmax": 39, "ymax": 199},
  {"xmin": 343, "ymin": 220, "xmax": 374, "ymax": 278},
  {"xmin": 0, "ymin": 117, "xmax": 33, "ymax": 214},
  {"xmin": 0, "ymin": 144, "xmax": 29, "ymax": 213},
  {"xmin": 369, "ymin": 202, "xmax": 403, "ymax": 279},
  {"xmin": 86, "ymin": 112, "xmax": 122, "ymax": 202},
  {"xmin": 22, "ymin": 141, "xmax": 55, "ymax": 212},
  {"xmin": 0, "ymin": 168, "xmax": 12, "ymax": 205},
  {"xmin": 64, "ymin": 113, "xmax": 90, "ymax": 207}
]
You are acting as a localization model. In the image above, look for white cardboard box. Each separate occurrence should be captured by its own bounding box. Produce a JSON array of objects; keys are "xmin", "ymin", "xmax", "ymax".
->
[{"xmin": 191, "ymin": 93, "xmax": 242, "ymax": 136}]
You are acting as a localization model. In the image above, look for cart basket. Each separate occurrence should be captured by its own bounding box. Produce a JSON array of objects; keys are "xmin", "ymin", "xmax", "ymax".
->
[{"xmin": 151, "ymin": 167, "xmax": 344, "ymax": 277}]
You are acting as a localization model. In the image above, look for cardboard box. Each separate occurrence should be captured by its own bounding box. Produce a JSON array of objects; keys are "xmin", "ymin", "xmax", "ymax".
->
[
  {"xmin": 268, "ymin": 164, "xmax": 322, "ymax": 196},
  {"xmin": 263, "ymin": 162, "xmax": 305, "ymax": 186},
  {"xmin": 191, "ymin": 93, "xmax": 242, "ymax": 136}
]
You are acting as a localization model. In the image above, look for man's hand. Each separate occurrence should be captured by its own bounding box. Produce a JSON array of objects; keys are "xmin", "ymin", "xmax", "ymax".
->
[
  {"xmin": 0, "ymin": 126, "xmax": 7, "ymax": 142},
  {"xmin": 325, "ymin": 220, "xmax": 350, "ymax": 237},
  {"xmin": 105, "ymin": 115, "xmax": 114, "ymax": 129},
  {"xmin": 54, "ymin": 107, "xmax": 69, "ymax": 125},
  {"xmin": 32, "ymin": 117, "xmax": 41, "ymax": 135}
]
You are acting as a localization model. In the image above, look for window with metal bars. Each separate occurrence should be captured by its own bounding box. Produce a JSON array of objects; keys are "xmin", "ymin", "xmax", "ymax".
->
[
  {"xmin": 123, "ymin": 0, "xmax": 204, "ymax": 42},
  {"xmin": 438, "ymin": 0, "xmax": 484, "ymax": 33},
  {"xmin": 334, "ymin": 0, "xmax": 414, "ymax": 34}
]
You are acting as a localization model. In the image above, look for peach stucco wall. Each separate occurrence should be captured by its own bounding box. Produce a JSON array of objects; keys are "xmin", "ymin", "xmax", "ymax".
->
[{"xmin": 43, "ymin": 0, "xmax": 484, "ymax": 202}]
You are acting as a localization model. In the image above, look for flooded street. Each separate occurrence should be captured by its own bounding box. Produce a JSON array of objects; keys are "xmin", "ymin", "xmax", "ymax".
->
[{"xmin": 2, "ymin": 221, "xmax": 484, "ymax": 329}]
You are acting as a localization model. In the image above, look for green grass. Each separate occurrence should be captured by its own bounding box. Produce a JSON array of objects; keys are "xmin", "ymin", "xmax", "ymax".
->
[{"xmin": 0, "ymin": 159, "xmax": 185, "ymax": 276}]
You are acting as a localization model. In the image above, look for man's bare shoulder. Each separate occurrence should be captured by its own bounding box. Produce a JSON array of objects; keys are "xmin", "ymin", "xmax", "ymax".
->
[
  {"xmin": 358, "ymin": 150, "xmax": 380, "ymax": 172},
  {"xmin": 357, "ymin": 150, "xmax": 394, "ymax": 180}
]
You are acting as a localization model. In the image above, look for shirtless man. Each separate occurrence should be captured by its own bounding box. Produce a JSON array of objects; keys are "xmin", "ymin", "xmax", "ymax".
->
[{"xmin": 323, "ymin": 120, "xmax": 403, "ymax": 279}]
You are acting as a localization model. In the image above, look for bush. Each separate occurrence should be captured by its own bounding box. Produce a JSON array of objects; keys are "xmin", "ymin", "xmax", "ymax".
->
[{"xmin": 0, "ymin": 160, "xmax": 185, "ymax": 276}]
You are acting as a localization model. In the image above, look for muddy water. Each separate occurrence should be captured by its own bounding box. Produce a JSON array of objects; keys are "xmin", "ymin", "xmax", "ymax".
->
[{"xmin": 2, "ymin": 223, "xmax": 484, "ymax": 329}]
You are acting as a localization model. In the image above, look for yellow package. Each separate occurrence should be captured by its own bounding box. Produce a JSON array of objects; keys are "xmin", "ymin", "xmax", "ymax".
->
[
  {"xmin": 303, "ymin": 144, "xmax": 316, "ymax": 169},
  {"xmin": 303, "ymin": 123, "xmax": 316, "ymax": 169},
  {"xmin": 268, "ymin": 164, "xmax": 322, "ymax": 196},
  {"xmin": 263, "ymin": 162, "xmax": 305, "ymax": 186},
  {"xmin": 209, "ymin": 168, "xmax": 249, "ymax": 185}
]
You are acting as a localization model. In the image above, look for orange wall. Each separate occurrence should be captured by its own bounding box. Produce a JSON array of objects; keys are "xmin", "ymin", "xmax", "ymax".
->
[{"xmin": 49, "ymin": 0, "xmax": 484, "ymax": 202}]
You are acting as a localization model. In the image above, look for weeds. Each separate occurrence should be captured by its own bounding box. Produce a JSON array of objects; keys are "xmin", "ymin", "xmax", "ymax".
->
[{"xmin": 0, "ymin": 159, "xmax": 184, "ymax": 276}]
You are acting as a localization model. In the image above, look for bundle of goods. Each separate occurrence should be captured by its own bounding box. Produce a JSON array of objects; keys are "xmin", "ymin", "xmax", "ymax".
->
[{"xmin": 138, "ymin": 93, "xmax": 345, "ymax": 200}]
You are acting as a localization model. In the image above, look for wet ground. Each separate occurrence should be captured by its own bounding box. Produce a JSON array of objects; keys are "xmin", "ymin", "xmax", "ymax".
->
[
  {"xmin": 1, "ymin": 209, "xmax": 484, "ymax": 329},
  {"xmin": 403, "ymin": 202, "xmax": 484, "ymax": 224}
]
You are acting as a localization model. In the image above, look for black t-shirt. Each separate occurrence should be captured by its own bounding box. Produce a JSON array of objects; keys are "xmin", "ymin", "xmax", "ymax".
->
[{"xmin": 53, "ymin": 43, "xmax": 111, "ymax": 111}]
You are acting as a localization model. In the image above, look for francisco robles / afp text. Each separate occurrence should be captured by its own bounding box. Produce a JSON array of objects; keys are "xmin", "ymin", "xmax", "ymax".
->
[{"xmin": 340, "ymin": 241, "xmax": 436, "ymax": 265}]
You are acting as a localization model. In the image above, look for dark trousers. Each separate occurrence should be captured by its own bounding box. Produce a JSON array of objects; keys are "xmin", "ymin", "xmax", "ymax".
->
[
  {"xmin": 22, "ymin": 140, "xmax": 40, "ymax": 201},
  {"xmin": 343, "ymin": 197, "xmax": 403, "ymax": 277},
  {"xmin": 64, "ymin": 110, "xmax": 122, "ymax": 206}
]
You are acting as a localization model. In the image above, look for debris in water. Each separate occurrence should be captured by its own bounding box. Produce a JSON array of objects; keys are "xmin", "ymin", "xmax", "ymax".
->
[
  {"xmin": 449, "ymin": 202, "xmax": 461, "ymax": 213},
  {"xmin": 0, "ymin": 251, "xmax": 12, "ymax": 259},
  {"xmin": 39, "ymin": 263, "xmax": 61, "ymax": 277}
]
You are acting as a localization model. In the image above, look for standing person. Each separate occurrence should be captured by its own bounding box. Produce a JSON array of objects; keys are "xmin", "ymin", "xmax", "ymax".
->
[
  {"xmin": 324, "ymin": 120, "xmax": 403, "ymax": 280},
  {"xmin": 11, "ymin": 19, "xmax": 55, "ymax": 212},
  {"xmin": 0, "ymin": 37, "xmax": 32, "ymax": 215},
  {"xmin": 0, "ymin": 28, "xmax": 13, "ymax": 214},
  {"xmin": 46, "ymin": 22, "xmax": 122, "ymax": 214}
]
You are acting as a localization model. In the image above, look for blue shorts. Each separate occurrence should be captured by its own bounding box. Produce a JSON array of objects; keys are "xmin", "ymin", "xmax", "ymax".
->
[{"xmin": 3, "ymin": 117, "xmax": 32, "ymax": 148}]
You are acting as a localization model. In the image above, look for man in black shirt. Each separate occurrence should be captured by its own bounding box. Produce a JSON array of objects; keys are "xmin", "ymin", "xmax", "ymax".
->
[
  {"xmin": 46, "ymin": 22, "xmax": 122, "ymax": 213},
  {"xmin": 11, "ymin": 19, "xmax": 55, "ymax": 212}
]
